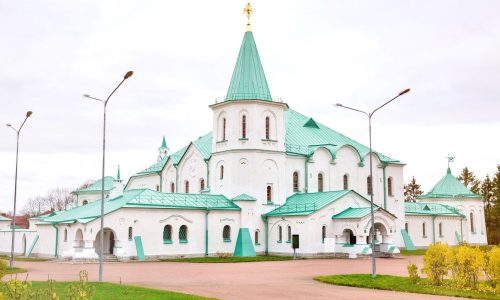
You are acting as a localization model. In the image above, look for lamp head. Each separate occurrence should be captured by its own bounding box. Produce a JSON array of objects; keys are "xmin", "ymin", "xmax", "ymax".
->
[
  {"xmin": 6, "ymin": 124, "xmax": 11, "ymax": 127},
  {"xmin": 335, "ymin": 103, "xmax": 343, "ymax": 107},
  {"xmin": 26, "ymin": 111, "xmax": 32, "ymax": 118},
  {"xmin": 124, "ymin": 71, "xmax": 134, "ymax": 79},
  {"xmin": 83, "ymin": 94, "xmax": 90, "ymax": 98},
  {"xmin": 399, "ymin": 88, "xmax": 411, "ymax": 96}
]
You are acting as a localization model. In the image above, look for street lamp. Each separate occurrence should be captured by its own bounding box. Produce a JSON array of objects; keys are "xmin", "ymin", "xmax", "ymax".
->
[
  {"xmin": 336, "ymin": 88, "xmax": 410, "ymax": 278},
  {"xmin": 6, "ymin": 110, "xmax": 33, "ymax": 269},
  {"xmin": 83, "ymin": 71, "xmax": 133, "ymax": 282}
]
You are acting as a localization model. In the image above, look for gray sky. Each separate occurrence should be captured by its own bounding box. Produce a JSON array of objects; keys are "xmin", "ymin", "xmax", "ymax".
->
[{"xmin": 1, "ymin": 0, "xmax": 499, "ymax": 212}]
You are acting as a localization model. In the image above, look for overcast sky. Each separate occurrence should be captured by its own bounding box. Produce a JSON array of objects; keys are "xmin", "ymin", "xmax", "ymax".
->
[{"xmin": 1, "ymin": 0, "xmax": 499, "ymax": 213}]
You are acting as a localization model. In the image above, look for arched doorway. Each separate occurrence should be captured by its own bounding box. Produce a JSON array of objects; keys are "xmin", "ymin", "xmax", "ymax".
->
[
  {"xmin": 74, "ymin": 229, "xmax": 84, "ymax": 249},
  {"xmin": 342, "ymin": 229, "xmax": 356, "ymax": 245},
  {"xmin": 367, "ymin": 222, "xmax": 389, "ymax": 252},
  {"xmin": 22, "ymin": 234, "xmax": 26, "ymax": 255},
  {"xmin": 94, "ymin": 228, "xmax": 116, "ymax": 255}
]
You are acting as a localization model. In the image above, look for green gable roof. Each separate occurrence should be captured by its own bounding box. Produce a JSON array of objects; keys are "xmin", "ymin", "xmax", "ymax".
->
[
  {"xmin": 40, "ymin": 189, "xmax": 239, "ymax": 225},
  {"xmin": 284, "ymin": 109, "xmax": 398, "ymax": 163},
  {"xmin": 225, "ymin": 31, "xmax": 272, "ymax": 101},
  {"xmin": 419, "ymin": 168, "xmax": 480, "ymax": 199},
  {"xmin": 137, "ymin": 156, "xmax": 169, "ymax": 175},
  {"xmin": 266, "ymin": 190, "xmax": 351, "ymax": 217},
  {"xmin": 405, "ymin": 202, "xmax": 464, "ymax": 217},
  {"xmin": 72, "ymin": 176, "xmax": 115, "ymax": 194},
  {"xmin": 332, "ymin": 207, "xmax": 372, "ymax": 219},
  {"xmin": 231, "ymin": 193, "xmax": 257, "ymax": 201},
  {"xmin": 0, "ymin": 215, "xmax": 11, "ymax": 221}
]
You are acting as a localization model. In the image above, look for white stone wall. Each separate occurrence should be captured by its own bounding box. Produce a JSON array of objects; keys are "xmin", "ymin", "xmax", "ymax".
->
[
  {"xmin": 0, "ymin": 230, "xmax": 38, "ymax": 256},
  {"xmin": 176, "ymin": 146, "xmax": 208, "ymax": 194},
  {"xmin": 126, "ymin": 174, "xmax": 160, "ymax": 192},
  {"xmin": 405, "ymin": 215, "xmax": 464, "ymax": 247}
]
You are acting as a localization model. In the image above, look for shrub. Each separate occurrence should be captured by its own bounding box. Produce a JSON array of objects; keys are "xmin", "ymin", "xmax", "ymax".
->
[
  {"xmin": 216, "ymin": 252, "xmax": 232, "ymax": 259},
  {"xmin": 1, "ymin": 278, "xmax": 33, "ymax": 300},
  {"xmin": 407, "ymin": 263, "xmax": 420, "ymax": 284},
  {"xmin": 484, "ymin": 246, "xmax": 500, "ymax": 288},
  {"xmin": 67, "ymin": 270, "xmax": 93, "ymax": 300},
  {"xmin": 421, "ymin": 243, "xmax": 452, "ymax": 286},
  {"xmin": 0, "ymin": 260, "xmax": 6, "ymax": 279},
  {"xmin": 450, "ymin": 245, "xmax": 484, "ymax": 289}
]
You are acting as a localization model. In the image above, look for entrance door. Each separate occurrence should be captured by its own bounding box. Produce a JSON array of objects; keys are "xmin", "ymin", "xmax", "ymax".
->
[{"xmin": 109, "ymin": 231, "xmax": 115, "ymax": 254}]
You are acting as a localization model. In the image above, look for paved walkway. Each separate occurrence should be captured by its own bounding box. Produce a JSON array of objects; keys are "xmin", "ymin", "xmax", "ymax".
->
[{"xmin": 10, "ymin": 256, "xmax": 461, "ymax": 300}]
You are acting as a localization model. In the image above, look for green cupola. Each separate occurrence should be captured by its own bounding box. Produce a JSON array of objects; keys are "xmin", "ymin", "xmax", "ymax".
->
[{"xmin": 420, "ymin": 167, "xmax": 480, "ymax": 199}]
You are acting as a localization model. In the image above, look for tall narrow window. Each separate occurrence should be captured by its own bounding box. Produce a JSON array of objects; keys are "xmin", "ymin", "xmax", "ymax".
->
[
  {"xmin": 255, "ymin": 231, "xmax": 259, "ymax": 245},
  {"xmin": 163, "ymin": 225, "xmax": 172, "ymax": 243},
  {"xmin": 200, "ymin": 178, "xmax": 205, "ymax": 191},
  {"xmin": 241, "ymin": 115, "xmax": 247, "ymax": 139},
  {"xmin": 185, "ymin": 180, "xmax": 189, "ymax": 193},
  {"xmin": 439, "ymin": 222, "xmax": 443, "ymax": 237},
  {"xmin": 422, "ymin": 222, "xmax": 426, "ymax": 237},
  {"xmin": 170, "ymin": 182, "xmax": 175, "ymax": 193},
  {"xmin": 405, "ymin": 222, "xmax": 409, "ymax": 232},
  {"xmin": 64, "ymin": 229, "xmax": 68, "ymax": 242},
  {"xmin": 293, "ymin": 171, "xmax": 299, "ymax": 192},
  {"xmin": 222, "ymin": 118, "xmax": 227, "ymax": 141},
  {"xmin": 220, "ymin": 165, "xmax": 224, "ymax": 179},
  {"xmin": 266, "ymin": 185, "xmax": 272, "ymax": 203},
  {"xmin": 128, "ymin": 226, "xmax": 133, "ymax": 240},
  {"xmin": 343, "ymin": 174, "xmax": 349, "ymax": 190},
  {"xmin": 367, "ymin": 176, "xmax": 373, "ymax": 195},
  {"xmin": 223, "ymin": 225, "xmax": 231, "ymax": 242},
  {"xmin": 322, "ymin": 225, "xmax": 326, "ymax": 243},
  {"xmin": 387, "ymin": 177, "xmax": 393, "ymax": 196},
  {"xmin": 156, "ymin": 184, "xmax": 160, "ymax": 192},
  {"xmin": 318, "ymin": 173, "xmax": 324, "ymax": 192},
  {"xmin": 82, "ymin": 200, "xmax": 88, "ymax": 205},
  {"xmin": 470, "ymin": 212, "xmax": 475, "ymax": 233},
  {"xmin": 287, "ymin": 226, "xmax": 291, "ymax": 242},
  {"xmin": 278, "ymin": 225, "xmax": 282, "ymax": 242},
  {"xmin": 265, "ymin": 116, "xmax": 270, "ymax": 139},
  {"xmin": 179, "ymin": 225, "xmax": 188, "ymax": 242}
]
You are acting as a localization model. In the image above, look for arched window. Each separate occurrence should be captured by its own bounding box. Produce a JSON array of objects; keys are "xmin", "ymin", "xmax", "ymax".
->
[
  {"xmin": 185, "ymin": 180, "xmax": 189, "ymax": 193},
  {"xmin": 163, "ymin": 225, "xmax": 172, "ymax": 243},
  {"xmin": 179, "ymin": 225, "xmax": 188, "ymax": 243},
  {"xmin": 293, "ymin": 171, "xmax": 299, "ymax": 192},
  {"xmin": 387, "ymin": 177, "xmax": 393, "ymax": 196},
  {"xmin": 64, "ymin": 229, "xmax": 68, "ymax": 242},
  {"xmin": 241, "ymin": 115, "xmax": 247, "ymax": 139},
  {"xmin": 82, "ymin": 200, "xmax": 88, "ymax": 205},
  {"xmin": 470, "ymin": 212, "xmax": 475, "ymax": 233},
  {"xmin": 156, "ymin": 184, "xmax": 160, "ymax": 192},
  {"xmin": 128, "ymin": 226, "xmax": 133, "ymax": 240},
  {"xmin": 367, "ymin": 176, "xmax": 373, "ymax": 195},
  {"xmin": 170, "ymin": 182, "xmax": 175, "ymax": 193},
  {"xmin": 422, "ymin": 222, "xmax": 426, "ymax": 237},
  {"xmin": 439, "ymin": 222, "xmax": 443, "ymax": 237},
  {"xmin": 278, "ymin": 225, "xmax": 282, "ymax": 242},
  {"xmin": 222, "ymin": 118, "xmax": 227, "ymax": 141},
  {"xmin": 287, "ymin": 226, "xmax": 291, "ymax": 242},
  {"xmin": 265, "ymin": 116, "xmax": 270, "ymax": 139},
  {"xmin": 405, "ymin": 222, "xmax": 409, "ymax": 232},
  {"xmin": 255, "ymin": 231, "xmax": 259, "ymax": 245},
  {"xmin": 200, "ymin": 178, "xmax": 205, "ymax": 191},
  {"xmin": 220, "ymin": 165, "xmax": 224, "ymax": 179},
  {"xmin": 343, "ymin": 174, "xmax": 349, "ymax": 190},
  {"xmin": 322, "ymin": 225, "xmax": 326, "ymax": 243},
  {"xmin": 266, "ymin": 185, "xmax": 272, "ymax": 203},
  {"xmin": 223, "ymin": 225, "xmax": 231, "ymax": 242},
  {"xmin": 318, "ymin": 173, "xmax": 324, "ymax": 192}
]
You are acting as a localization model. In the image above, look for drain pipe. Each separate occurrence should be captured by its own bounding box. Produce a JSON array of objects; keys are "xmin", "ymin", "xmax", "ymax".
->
[
  {"xmin": 205, "ymin": 210, "xmax": 209, "ymax": 256},
  {"xmin": 264, "ymin": 216, "xmax": 269, "ymax": 255},
  {"xmin": 52, "ymin": 223, "xmax": 59, "ymax": 258}
]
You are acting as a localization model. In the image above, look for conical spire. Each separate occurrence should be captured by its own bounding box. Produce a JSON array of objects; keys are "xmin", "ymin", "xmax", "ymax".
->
[
  {"xmin": 161, "ymin": 136, "xmax": 168, "ymax": 149},
  {"xmin": 225, "ymin": 4, "xmax": 272, "ymax": 101},
  {"xmin": 116, "ymin": 165, "xmax": 121, "ymax": 181}
]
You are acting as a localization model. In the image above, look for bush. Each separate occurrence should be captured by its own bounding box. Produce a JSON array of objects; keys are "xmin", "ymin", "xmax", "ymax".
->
[
  {"xmin": 450, "ymin": 245, "xmax": 484, "ymax": 289},
  {"xmin": 407, "ymin": 263, "xmax": 420, "ymax": 284},
  {"xmin": 422, "ymin": 243, "xmax": 452, "ymax": 286},
  {"xmin": 0, "ymin": 260, "xmax": 6, "ymax": 279},
  {"xmin": 216, "ymin": 252, "xmax": 232, "ymax": 259},
  {"xmin": 67, "ymin": 270, "xmax": 93, "ymax": 300},
  {"xmin": 484, "ymin": 246, "xmax": 500, "ymax": 288}
]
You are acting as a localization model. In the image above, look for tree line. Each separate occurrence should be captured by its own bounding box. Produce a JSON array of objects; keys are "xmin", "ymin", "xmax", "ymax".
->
[{"xmin": 404, "ymin": 165, "xmax": 500, "ymax": 245}]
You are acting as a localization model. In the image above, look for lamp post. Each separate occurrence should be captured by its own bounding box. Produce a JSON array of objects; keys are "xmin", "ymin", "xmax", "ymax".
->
[
  {"xmin": 336, "ymin": 88, "xmax": 410, "ymax": 278},
  {"xmin": 6, "ymin": 111, "xmax": 33, "ymax": 269},
  {"xmin": 83, "ymin": 71, "xmax": 133, "ymax": 282}
]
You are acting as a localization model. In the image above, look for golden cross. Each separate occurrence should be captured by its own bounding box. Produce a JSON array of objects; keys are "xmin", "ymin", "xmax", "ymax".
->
[{"xmin": 243, "ymin": 3, "xmax": 253, "ymax": 31}]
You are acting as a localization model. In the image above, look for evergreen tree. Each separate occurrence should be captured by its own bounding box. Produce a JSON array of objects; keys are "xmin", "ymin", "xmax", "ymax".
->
[
  {"xmin": 481, "ymin": 174, "xmax": 495, "ymax": 244},
  {"xmin": 490, "ymin": 165, "xmax": 500, "ymax": 244},
  {"xmin": 404, "ymin": 176, "xmax": 423, "ymax": 202},
  {"xmin": 457, "ymin": 167, "xmax": 481, "ymax": 194}
]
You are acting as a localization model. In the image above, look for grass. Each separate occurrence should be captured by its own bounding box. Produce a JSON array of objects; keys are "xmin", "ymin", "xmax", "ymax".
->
[
  {"xmin": 29, "ymin": 282, "xmax": 212, "ymax": 300},
  {"xmin": 0, "ymin": 255, "xmax": 52, "ymax": 262},
  {"xmin": 159, "ymin": 255, "xmax": 294, "ymax": 263},
  {"xmin": 3, "ymin": 267, "xmax": 28, "ymax": 275},
  {"xmin": 399, "ymin": 249, "xmax": 427, "ymax": 256},
  {"xmin": 315, "ymin": 274, "xmax": 500, "ymax": 300}
]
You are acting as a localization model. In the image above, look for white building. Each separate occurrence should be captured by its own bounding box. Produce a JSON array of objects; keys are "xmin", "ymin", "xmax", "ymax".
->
[{"xmin": 0, "ymin": 9, "xmax": 487, "ymax": 260}]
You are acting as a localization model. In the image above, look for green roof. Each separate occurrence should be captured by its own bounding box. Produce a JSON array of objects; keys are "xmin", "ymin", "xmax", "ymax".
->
[
  {"xmin": 137, "ymin": 156, "xmax": 169, "ymax": 175},
  {"xmin": 405, "ymin": 202, "xmax": 464, "ymax": 217},
  {"xmin": 266, "ymin": 190, "xmax": 351, "ymax": 217},
  {"xmin": 161, "ymin": 136, "xmax": 168, "ymax": 149},
  {"xmin": 231, "ymin": 193, "xmax": 257, "ymax": 201},
  {"xmin": 39, "ymin": 189, "xmax": 239, "ymax": 224},
  {"xmin": 332, "ymin": 207, "xmax": 372, "ymax": 219},
  {"xmin": 284, "ymin": 109, "xmax": 398, "ymax": 163},
  {"xmin": 0, "ymin": 215, "xmax": 11, "ymax": 221},
  {"xmin": 72, "ymin": 176, "xmax": 115, "ymax": 194},
  {"xmin": 420, "ymin": 168, "xmax": 480, "ymax": 199},
  {"xmin": 225, "ymin": 31, "xmax": 272, "ymax": 101}
]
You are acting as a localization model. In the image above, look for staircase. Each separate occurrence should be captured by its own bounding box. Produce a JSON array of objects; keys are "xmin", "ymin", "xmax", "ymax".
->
[{"xmin": 102, "ymin": 254, "xmax": 119, "ymax": 262}]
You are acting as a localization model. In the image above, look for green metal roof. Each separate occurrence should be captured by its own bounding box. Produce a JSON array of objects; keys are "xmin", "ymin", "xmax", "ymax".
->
[
  {"xmin": 332, "ymin": 207, "xmax": 372, "ymax": 219},
  {"xmin": 284, "ymin": 109, "xmax": 398, "ymax": 163},
  {"xmin": 39, "ymin": 189, "xmax": 239, "ymax": 225},
  {"xmin": 0, "ymin": 215, "xmax": 11, "ymax": 221},
  {"xmin": 405, "ymin": 202, "xmax": 464, "ymax": 217},
  {"xmin": 225, "ymin": 31, "xmax": 272, "ymax": 101},
  {"xmin": 161, "ymin": 136, "xmax": 168, "ymax": 149},
  {"xmin": 231, "ymin": 193, "xmax": 257, "ymax": 201},
  {"xmin": 72, "ymin": 176, "xmax": 115, "ymax": 194},
  {"xmin": 419, "ymin": 168, "xmax": 480, "ymax": 199},
  {"xmin": 137, "ymin": 156, "xmax": 169, "ymax": 175},
  {"xmin": 266, "ymin": 190, "xmax": 351, "ymax": 217}
]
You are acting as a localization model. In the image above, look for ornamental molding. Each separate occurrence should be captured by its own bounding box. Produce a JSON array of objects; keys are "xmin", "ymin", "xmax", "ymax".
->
[
  {"xmin": 220, "ymin": 218, "xmax": 235, "ymax": 222},
  {"xmin": 159, "ymin": 215, "xmax": 193, "ymax": 224}
]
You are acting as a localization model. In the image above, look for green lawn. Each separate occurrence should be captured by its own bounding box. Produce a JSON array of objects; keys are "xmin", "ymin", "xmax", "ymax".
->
[
  {"xmin": 315, "ymin": 274, "xmax": 500, "ymax": 300},
  {"xmin": 30, "ymin": 282, "xmax": 212, "ymax": 300},
  {"xmin": 0, "ymin": 255, "xmax": 52, "ymax": 262},
  {"xmin": 3, "ymin": 266, "xmax": 28, "ymax": 275},
  {"xmin": 159, "ymin": 255, "xmax": 294, "ymax": 263},
  {"xmin": 398, "ymin": 249, "xmax": 427, "ymax": 256}
]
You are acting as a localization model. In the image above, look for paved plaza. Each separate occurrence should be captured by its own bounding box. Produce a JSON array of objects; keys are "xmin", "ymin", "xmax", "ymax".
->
[{"xmin": 7, "ymin": 256, "xmax": 464, "ymax": 300}]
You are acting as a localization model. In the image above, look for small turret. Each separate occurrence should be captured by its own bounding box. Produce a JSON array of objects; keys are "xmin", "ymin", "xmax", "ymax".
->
[
  {"xmin": 110, "ymin": 165, "xmax": 124, "ymax": 199},
  {"xmin": 158, "ymin": 136, "xmax": 169, "ymax": 161}
]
